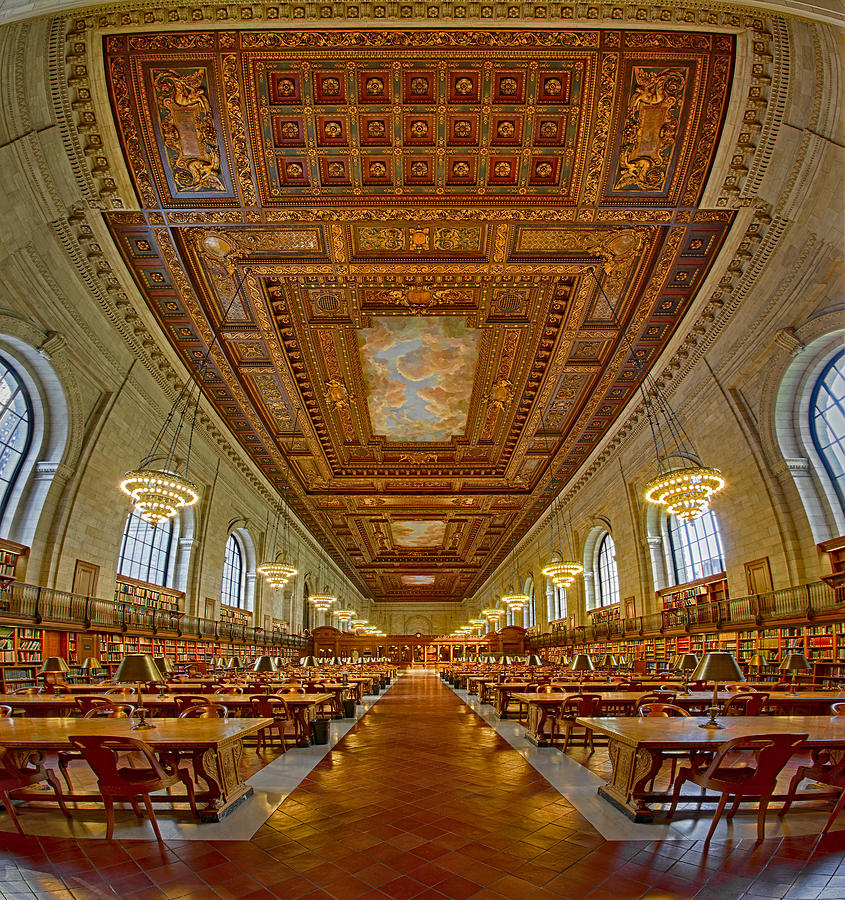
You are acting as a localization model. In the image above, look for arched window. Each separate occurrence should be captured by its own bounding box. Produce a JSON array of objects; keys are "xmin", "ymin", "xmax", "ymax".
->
[
  {"xmin": 547, "ymin": 582, "xmax": 566, "ymax": 621},
  {"xmin": 221, "ymin": 533, "xmax": 245, "ymax": 608},
  {"xmin": 667, "ymin": 510, "xmax": 725, "ymax": 584},
  {"xmin": 524, "ymin": 578, "xmax": 536, "ymax": 628},
  {"xmin": 117, "ymin": 510, "xmax": 174, "ymax": 586},
  {"xmin": 595, "ymin": 534, "xmax": 619, "ymax": 607},
  {"xmin": 0, "ymin": 359, "xmax": 32, "ymax": 522},
  {"xmin": 810, "ymin": 349, "xmax": 845, "ymax": 510}
]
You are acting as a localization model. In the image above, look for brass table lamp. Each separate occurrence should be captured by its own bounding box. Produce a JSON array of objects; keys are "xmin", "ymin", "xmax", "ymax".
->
[
  {"xmin": 253, "ymin": 655, "xmax": 277, "ymax": 693},
  {"xmin": 153, "ymin": 657, "xmax": 175, "ymax": 697},
  {"xmin": 570, "ymin": 653, "xmax": 595, "ymax": 685},
  {"xmin": 114, "ymin": 654, "xmax": 163, "ymax": 729},
  {"xmin": 38, "ymin": 657, "xmax": 69, "ymax": 694},
  {"xmin": 779, "ymin": 652, "xmax": 811, "ymax": 693},
  {"xmin": 690, "ymin": 652, "xmax": 744, "ymax": 728},
  {"xmin": 676, "ymin": 653, "xmax": 700, "ymax": 693}
]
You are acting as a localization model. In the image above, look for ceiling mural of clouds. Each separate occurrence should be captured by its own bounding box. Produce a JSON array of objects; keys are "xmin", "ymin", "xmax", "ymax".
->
[
  {"xmin": 358, "ymin": 316, "xmax": 480, "ymax": 441},
  {"xmin": 392, "ymin": 520, "xmax": 447, "ymax": 548},
  {"xmin": 401, "ymin": 575, "xmax": 436, "ymax": 586}
]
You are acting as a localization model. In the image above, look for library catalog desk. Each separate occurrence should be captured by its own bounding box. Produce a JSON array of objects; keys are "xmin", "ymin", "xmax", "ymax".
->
[
  {"xmin": 0, "ymin": 716, "xmax": 271, "ymax": 820},
  {"xmin": 576, "ymin": 715, "xmax": 845, "ymax": 822}
]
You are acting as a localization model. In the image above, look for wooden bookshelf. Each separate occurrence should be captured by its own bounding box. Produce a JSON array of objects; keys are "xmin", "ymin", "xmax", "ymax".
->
[
  {"xmin": 220, "ymin": 604, "xmax": 252, "ymax": 625},
  {"xmin": 114, "ymin": 575, "xmax": 184, "ymax": 614}
]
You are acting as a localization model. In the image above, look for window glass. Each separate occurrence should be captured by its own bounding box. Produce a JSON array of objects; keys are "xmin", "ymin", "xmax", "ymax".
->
[
  {"xmin": 0, "ymin": 360, "xmax": 31, "ymax": 519},
  {"xmin": 221, "ymin": 533, "xmax": 244, "ymax": 608},
  {"xmin": 117, "ymin": 510, "xmax": 173, "ymax": 586},
  {"xmin": 548, "ymin": 584, "xmax": 566, "ymax": 621},
  {"xmin": 524, "ymin": 581, "xmax": 536, "ymax": 627},
  {"xmin": 667, "ymin": 511, "xmax": 725, "ymax": 584},
  {"xmin": 811, "ymin": 349, "xmax": 845, "ymax": 509},
  {"xmin": 596, "ymin": 534, "xmax": 620, "ymax": 607}
]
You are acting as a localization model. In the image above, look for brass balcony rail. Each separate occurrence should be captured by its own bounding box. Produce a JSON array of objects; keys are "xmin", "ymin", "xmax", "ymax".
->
[
  {"xmin": 530, "ymin": 580, "xmax": 842, "ymax": 649},
  {"xmin": 0, "ymin": 580, "xmax": 307, "ymax": 650}
]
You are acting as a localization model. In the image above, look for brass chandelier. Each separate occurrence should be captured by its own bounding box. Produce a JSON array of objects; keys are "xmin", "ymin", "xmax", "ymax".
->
[
  {"xmin": 541, "ymin": 498, "xmax": 583, "ymax": 588},
  {"xmin": 120, "ymin": 248, "xmax": 251, "ymax": 523},
  {"xmin": 592, "ymin": 267, "xmax": 725, "ymax": 521}
]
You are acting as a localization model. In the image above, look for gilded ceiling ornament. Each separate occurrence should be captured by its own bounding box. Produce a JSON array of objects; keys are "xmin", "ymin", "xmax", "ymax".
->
[
  {"xmin": 485, "ymin": 378, "xmax": 514, "ymax": 412},
  {"xmin": 152, "ymin": 68, "xmax": 225, "ymax": 192},
  {"xmin": 324, "ymin": 378, "xmax": 351, "ymax": 410},
  {"xmin": 614, "ymin": 67, "xmax": 687, "ymax": 192}
]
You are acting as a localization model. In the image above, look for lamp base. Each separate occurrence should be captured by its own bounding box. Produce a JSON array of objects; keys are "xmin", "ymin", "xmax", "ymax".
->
[
  {"xmin": 699, "ymin": 707, "xmax": 725, "ymax": 728},
  {"xmin": 131, "ymin": 719, "xmax": 156, "ymax": 730}
]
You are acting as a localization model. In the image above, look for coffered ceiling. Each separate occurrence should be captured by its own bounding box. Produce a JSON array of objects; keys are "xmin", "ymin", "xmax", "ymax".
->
[{"xmin": 103, "ymin": 27, "xmax": 735, "ymax": 603}]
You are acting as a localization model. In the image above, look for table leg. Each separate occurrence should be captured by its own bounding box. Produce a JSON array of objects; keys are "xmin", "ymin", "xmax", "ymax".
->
[
  {"xmin": 598, "ymin": 739, "xmax": 664, "ymax": 822},
  {"xmin": 189, "ymin": 739, "xmax": 252, "ymax": 821},
  {"xmin": 525, "ymin": 705, "xmax": 550, "ymax": 747},
  {"xmin": 494, "ymin": 692, "xmax": 509, "ymax": 718}
]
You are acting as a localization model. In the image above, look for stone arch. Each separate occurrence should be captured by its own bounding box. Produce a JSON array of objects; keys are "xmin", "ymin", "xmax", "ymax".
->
[
  {"xmin": 403, "ymin": 614, "xmax": 432, "ymax": 635},
  {"xmin": 765, "ymin": 324, "xmax": 845, "ymax": 542},
  {"xmin": 0, "ymin": 320, "xmax": 82, "ymax": 548}
]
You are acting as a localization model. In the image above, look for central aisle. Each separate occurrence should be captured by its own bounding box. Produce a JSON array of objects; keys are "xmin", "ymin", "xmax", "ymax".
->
[{"xmin": 254, "ymin": 670, "xmax": 616, "ymax": 896}]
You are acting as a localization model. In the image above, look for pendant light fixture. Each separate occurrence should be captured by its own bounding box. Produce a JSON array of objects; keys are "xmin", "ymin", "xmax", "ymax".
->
[
  {"xmin": 591, "ymin": 267, "xmax": 725, "ymax": 521},
  {"xmin": 308, "ymin": 544, "xmax": 337, "ymax": 616},
  {"xmin": 541, "ymin": 498, "xmax": 583, "ymax": 588},
  {"xmin": 257, "ymin": 409, "xmax": 300, "ymax": 588},
  {"xmin": 120, "ymin": 241, "xmax": 250, "ymax": 523}
]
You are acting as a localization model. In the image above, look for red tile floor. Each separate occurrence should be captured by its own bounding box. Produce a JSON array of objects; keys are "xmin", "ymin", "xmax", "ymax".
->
[{"xmin": 0, "ymin": 671, "xmax": 843, "ymax": 900}]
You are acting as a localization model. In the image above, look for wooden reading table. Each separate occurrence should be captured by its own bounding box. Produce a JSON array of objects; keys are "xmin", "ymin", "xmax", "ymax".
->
[
  {"xmin": 575, "ymin": 715, "xmax": 845, "ymax": 822},
  {"xmin": 512, "ymin": 691, "xmax": 845, "ymax": 745},
  {"xmin": 0, "ymin": 716, "xmax": 271, "ymax": 821},
  {"xmin": 0, "ymin": 693, "xmax": 333, "ymax": 747}
]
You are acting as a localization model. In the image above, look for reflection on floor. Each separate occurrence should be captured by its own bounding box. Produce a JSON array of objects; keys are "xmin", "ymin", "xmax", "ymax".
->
[
  {"xmin": 448, "ymin": 681, "xmax": 843, "ymax": 843},
  {"xmin": 0, "ymin": 670, "xmax": 842, "ymax": 900}
]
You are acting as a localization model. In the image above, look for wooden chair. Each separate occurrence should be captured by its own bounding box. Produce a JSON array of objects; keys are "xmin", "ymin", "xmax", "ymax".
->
[
  {"xmin": 723, "ymin": 692, "xmax": 769, "ymax": 716},
  {"xmin": 667, "ymin": 732, "xmax": 808, "ymax": 844},
  {"xmin": 58, "ymin": 702, "xmax": 135, "ymax": 792},
  {"xmin": 179, "ymin": 703, "xmax": 228, "ymax": 719},
  {"xmin": 68, "ymin": 734, "xmax": 198, "ymax": 841},
  {"xmin": 638, "ymin": 703, "xmax": 691, "ymax": 788},
  {"xmin": 779, "ymin": 744, "xmax": 845, "ymax": 834},
  {"xmin": 174, "ymin": 695, "xmax": 210, "ymax": 714},
  {"xmin": 555, "ymin": 694, "xmax": 603, "ymax": 754},
  {"xmin": 249, "ymin": 695, "xmax": 290, "ymax": 753},
  {"xmin": 106, "ymin": 687, "xmax": 134, "ymax": 696},
  {"xmin": 12, "ymin": 688, "xmax": 40, "ymax": 695},
  {"xmin": 306, "ymin": 683, "xmax": 338, "ymax": 717},
  {"xmin": 831, "ymin": 702, "xmax": 845, "ymax": 715},
  {"xmin": 214, "ymin": 686, "xmax": 244, "ymax": 695},
  {"xmin": 74, "ymin": 695, "xmax": 114, "ymax": 716},
  {"xmin": 0, "ymin": 706, "xmax": 12, "ymax": 718},
  {"xmin": 635, "ymin": 692, "xmax": 676, "ymax": 712},
  {"xmin": 0, "ymin": 746, "xmax": 71, "ymax": 834}
]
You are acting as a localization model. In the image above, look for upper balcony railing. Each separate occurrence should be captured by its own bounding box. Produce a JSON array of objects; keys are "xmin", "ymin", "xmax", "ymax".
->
[
  {"xmin": 530, "ymin": 580, "xmax": 842, "ymax": 649},
  {"xmin": 0, "ymin": 580, "xmax": 307, "ymax": 650}
]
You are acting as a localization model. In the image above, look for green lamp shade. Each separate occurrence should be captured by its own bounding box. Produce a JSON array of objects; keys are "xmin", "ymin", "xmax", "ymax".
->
[
  {"xmin": 676, "ymin": 653, "xmax": 700, "ymax": 672},
  {"xmin": 38, "ymin": 657, "xmax": 69, "ymax": 675},
  {"xmin": 779, "ymin": 653, "xmax": 810, "ymax": 672},
  {"xmin": 253, "ymin": 655, "xmax": 277, "ymax": 673},
  {"xmin": 114, "ymin": 654, "xmax": 163, "ymax": 683},
  {"xmin": 690, "ymin": 652, "xmax": 743, "ymax": 683},
  {"xmin": 570, "ymin": 654, "xmax": 595, "ymax": 673}
]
